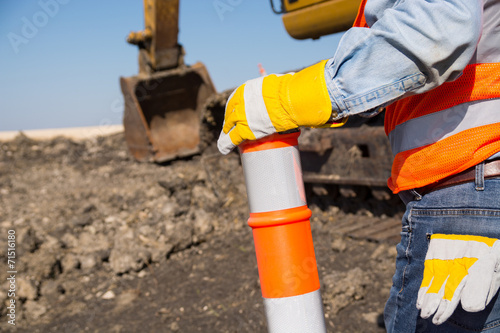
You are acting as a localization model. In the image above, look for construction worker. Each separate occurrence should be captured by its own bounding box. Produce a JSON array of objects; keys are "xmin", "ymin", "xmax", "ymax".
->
[{"xmin": 218, "ymin": 0, "xmax": 500, "ymax": 331}]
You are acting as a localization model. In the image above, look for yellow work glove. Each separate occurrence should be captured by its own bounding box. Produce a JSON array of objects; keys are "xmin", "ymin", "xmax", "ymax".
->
[
  {"xmin": 417, "ymin": 234, "xmax": 500, "ymax": 325},
  {"xmin": 217, "ymin": 60, "xmax": 346, "ymax": 155}
]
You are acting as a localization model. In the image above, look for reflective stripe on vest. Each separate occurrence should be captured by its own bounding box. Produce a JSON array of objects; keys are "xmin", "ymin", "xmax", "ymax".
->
[{"xmin": 353, "ymin": 0, "xmax": 500, "ymax": 193}]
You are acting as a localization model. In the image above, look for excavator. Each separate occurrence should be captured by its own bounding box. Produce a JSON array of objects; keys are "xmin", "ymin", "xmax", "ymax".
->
[{"xmin": 120, "ymin": 0, "xmax": 394, "ymax": 200}]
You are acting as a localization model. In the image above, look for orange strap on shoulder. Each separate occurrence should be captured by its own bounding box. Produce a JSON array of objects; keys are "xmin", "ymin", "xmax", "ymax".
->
[{"xmin": 353, "ymin": 0, "xmax": 369, "ymax": 28}]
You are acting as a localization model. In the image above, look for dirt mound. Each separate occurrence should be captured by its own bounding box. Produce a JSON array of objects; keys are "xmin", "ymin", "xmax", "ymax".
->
[{"xmin": 0, "ymin": 132, "xmax": 402, "ymax": 332}]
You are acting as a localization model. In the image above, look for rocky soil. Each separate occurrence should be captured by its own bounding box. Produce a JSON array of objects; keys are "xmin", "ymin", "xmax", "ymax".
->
[{"xmin": 0, "ymin": 132, "xmax": 405, "ymax": 332}]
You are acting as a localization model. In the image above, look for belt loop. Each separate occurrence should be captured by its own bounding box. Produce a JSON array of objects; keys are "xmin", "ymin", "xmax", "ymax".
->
[
  {"xmin": 410, "ymin": 189, "xmax": 422, "ymax": 201},
  {"xmin": 475, "ymin": 161, "xmax": 485, "ymax": 191}
]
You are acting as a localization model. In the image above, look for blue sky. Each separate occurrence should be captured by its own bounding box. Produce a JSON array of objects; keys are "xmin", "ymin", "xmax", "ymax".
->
[{"xmin": 0, "ymin": 1, "xmax": 344, "ymax": 131}]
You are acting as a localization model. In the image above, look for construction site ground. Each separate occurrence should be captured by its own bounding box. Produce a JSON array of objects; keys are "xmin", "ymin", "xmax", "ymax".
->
[{"xmin": 0, "ymin": 132, "xmax": 406, "ymax": 332}]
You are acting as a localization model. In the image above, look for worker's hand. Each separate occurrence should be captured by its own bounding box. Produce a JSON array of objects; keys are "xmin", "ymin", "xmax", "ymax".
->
[
  {"xmin": 217, "ymin": 60, "xmax": 345, "ymax": 155},
  {"xmin": 417, "ymin": 234, "xmax": 500, "ymax": 325}
]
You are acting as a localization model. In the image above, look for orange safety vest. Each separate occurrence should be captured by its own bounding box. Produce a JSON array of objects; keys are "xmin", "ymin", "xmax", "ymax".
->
[{"xmin": 354, "ymin": 0, "xmax": 500, "ymax": 193}]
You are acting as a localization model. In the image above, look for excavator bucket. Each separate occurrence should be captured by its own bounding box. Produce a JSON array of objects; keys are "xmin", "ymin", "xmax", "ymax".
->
[
  {"xmin": 120, "ymin": 63, "xmax": 216, "ymax": 162},
  {"xmin": 121, "ymin": 0, "xmax": 217, "ymax": 162}
]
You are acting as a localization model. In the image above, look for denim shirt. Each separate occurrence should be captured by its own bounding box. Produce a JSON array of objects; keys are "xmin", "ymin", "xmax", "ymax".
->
[{"xmin": 325, "ymin": 0, "xmax": 483, "ymax": 120}]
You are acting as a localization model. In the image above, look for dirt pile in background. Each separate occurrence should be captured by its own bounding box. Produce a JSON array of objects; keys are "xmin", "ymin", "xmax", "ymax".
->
[{"xmin": 0, "ymin": 132, "xmax": 403, "ymax": 332}]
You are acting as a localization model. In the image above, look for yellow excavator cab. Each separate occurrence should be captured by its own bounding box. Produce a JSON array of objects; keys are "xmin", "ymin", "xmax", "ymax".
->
[{"xmin": 274, "ymin": 0, "xmax": 362, "ymax": 40}]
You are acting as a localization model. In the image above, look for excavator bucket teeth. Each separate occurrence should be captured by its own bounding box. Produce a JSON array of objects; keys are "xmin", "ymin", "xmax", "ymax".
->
[{"xmin": 120, "ymin": 62, "xmax": 216, "ymax": 163}]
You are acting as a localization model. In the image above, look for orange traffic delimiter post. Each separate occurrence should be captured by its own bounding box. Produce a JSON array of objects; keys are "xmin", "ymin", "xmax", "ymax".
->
[{"xmin": 239, "ymin": 131, "xmax": 326, "ymax": 333}]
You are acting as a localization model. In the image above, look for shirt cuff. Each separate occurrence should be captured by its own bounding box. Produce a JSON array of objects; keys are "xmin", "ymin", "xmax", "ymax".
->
[{"xmin": 324, "ymin": 58, "xmax": 348, "ymax": 121}]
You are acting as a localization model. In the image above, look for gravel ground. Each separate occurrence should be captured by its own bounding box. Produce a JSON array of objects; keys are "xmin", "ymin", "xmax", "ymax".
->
[{"xmin": 0, "ymin": 132, "xmax": 405, "ymax": 332}]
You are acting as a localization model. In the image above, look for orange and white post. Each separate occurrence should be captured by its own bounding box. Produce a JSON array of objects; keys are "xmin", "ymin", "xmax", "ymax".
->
[{"xmin": 239, "ymin": 131, "xmax": 327, "ymax": 333}]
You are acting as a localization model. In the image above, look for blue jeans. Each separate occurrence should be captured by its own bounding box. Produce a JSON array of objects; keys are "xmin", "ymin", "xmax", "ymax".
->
[{"xmin": 384, "ymin": 166, "xmax": 500, "ymax": 332}]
